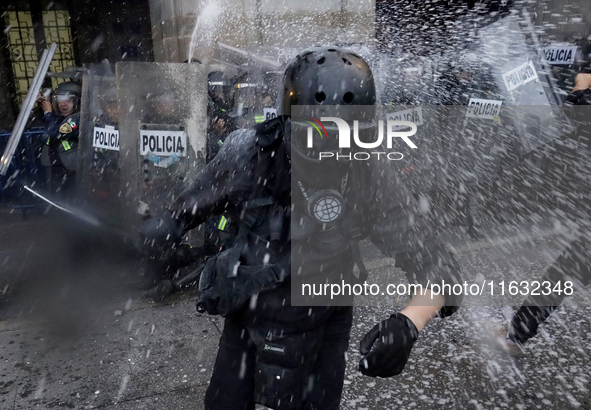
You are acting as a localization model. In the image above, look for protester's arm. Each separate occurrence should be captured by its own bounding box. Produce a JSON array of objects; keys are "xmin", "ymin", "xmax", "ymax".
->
[
  {"xmin": 139, "ymin": 129, "xmax": 257, "ymax": 254},
  {"xmin": 368, "ymin": 163, "xmax": 462, "ymax": 315},
  {"xmin": 169, "ymin": 129, "xmax": 257, "ymax": 233},
  {"xmin": 571, "ymin": 73, "xmax": 591, "ymax": 93},
  {"xmin": 400, "ymin": 290, "xmax": 445, "ymax": 331},
  {"xmin": 359, "ymin": 163, "xmax": 461, "ymax": 378}
]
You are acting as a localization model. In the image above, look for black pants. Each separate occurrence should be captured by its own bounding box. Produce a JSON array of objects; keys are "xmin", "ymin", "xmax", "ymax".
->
[
  {"xmin": 509, "ymin": 233, "xmax": 591, "ymax": 343},
  {"xmin": 204, "ymin": 306, "xmax": 353, "ymax": 410}
]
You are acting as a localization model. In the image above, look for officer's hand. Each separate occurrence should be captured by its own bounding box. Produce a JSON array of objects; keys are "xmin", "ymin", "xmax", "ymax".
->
[
  {"xmin": 36, "ymin": 93, "xmax": 52, "ymax": 112},
  {"xmin": 213, "ymin": 118, "xmax": 226, "ymax": 132},
  {"xmin": 41, "ymin": 100, "xmax": 52, "ymax": 113},
  {"xmin": 358, "ymin": 313, "xmax": 419, "ymax": 377}
]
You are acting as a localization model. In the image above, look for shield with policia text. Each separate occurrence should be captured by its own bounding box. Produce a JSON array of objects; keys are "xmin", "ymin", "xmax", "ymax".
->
[
  {"xmin": 429, "ymin": 13, "xmax": 573, "ymax": 188},
  {"xmin": 78, "ymin": 62, "xmax": 208, "ymax": 240},
  {"xmin": 77, "ymin": 64, "xmax": 121, "ymax": 217},
  {"xmin": 116, "ymin": 62, "xmax": 208, "ymax": 235},
  {"xmin": 476, "ymin": 14, "xmax": 572, "ymax": 154}
]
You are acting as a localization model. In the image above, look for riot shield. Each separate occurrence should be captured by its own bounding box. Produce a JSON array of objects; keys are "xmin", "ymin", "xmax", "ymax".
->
[
  {"xmin": 78, "ymin": 64, "xmax": 121, "ymax": 217},
  {"xmin": 115, "ymin": 62, "xmax": 208, "ymax": 237},
  {"xmin": 477, "ymin": 14, "xmax": 572, "ymax": 154}
]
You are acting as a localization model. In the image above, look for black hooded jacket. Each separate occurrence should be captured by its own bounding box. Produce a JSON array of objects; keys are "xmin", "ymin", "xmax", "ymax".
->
[{"xmin": 171, "ymin": 116, "xmax": 462, "ymax": 319}]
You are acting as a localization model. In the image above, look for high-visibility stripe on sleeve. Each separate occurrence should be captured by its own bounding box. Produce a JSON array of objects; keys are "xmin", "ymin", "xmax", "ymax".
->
[{"xmin": 218, "ymin": 215, "xmax": 228, "ymax": 231}]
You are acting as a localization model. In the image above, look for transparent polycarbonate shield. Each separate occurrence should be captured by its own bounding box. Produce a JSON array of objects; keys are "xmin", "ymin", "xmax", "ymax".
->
[
  {"xmin": 78, "ymin": 64, "xmax": 122, "ymax": 218},
  {"xmin": 116, "ymin": 62, "xmax": 208, "ymax": 233},
  {"xmin": 477, "ymin": 14, "xmax": 573, "ymax": 153},
  {"xmin": 438, "ymin": 106, "xmax": 506, "ymax": 186}
]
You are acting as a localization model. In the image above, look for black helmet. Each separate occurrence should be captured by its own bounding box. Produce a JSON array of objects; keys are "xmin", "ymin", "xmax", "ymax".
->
[
  {"xmin": 52, "ymin": 81, "xmax": 82, "ymax": 112},
  {"xmin": 281, "ymin": 46, "xmax": 378, "ymax": 188},
  {"xmin": 280, "ymin": 47, "xmax": 376, "ymax": 115}
]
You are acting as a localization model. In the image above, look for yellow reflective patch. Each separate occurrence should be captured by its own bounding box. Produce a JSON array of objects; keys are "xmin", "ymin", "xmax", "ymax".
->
[
  {"xmin": 59, "ymin": 123, "xmax": 73, "ymax": 133},
  {"xmin": 218, "ymin": 215, "xmax": 228, "ymax": 231},
  {"xmin": 62, "ymin": 140, "xmax": 71, "ymax": 151},
  {"xmin": 254, "ymin": 116, "xmax": 264, "ymax": 123}
]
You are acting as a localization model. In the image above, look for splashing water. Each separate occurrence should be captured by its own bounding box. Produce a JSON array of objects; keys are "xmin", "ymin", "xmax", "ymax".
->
[
  {"xmin": 188, "ymin": 0, "xmax": 222, "ymax": 63},
  {"xmin": 116, "ymin": 374, "xmax": 130, "ymax": 402}
]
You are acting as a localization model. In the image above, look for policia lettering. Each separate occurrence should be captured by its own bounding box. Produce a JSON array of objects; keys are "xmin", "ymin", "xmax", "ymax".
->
[
  {"xmin": 140, "ymin": 130, "xmax": 187, "ymax": 156},
  {"xmin": 502, "ymin": 61, "xmax": 538, "ymax": 91},
  {"xmin": 93, "ymin": 127, "xmax": 119, "ymax": 151},
  {"xmin": 467, "ymin": 98, "xmax": 503, "ymax": 118},
  {"xmin": 468, "ymin": 101, "xmax": 500, "ymax": 116},
  {"xmin": 540, "ymin": 47, "xmax": 576, "ymax": 65}
]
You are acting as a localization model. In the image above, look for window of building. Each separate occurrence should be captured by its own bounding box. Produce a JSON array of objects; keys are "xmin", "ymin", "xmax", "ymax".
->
[{"xmin": 2, "ymin": 9, "xmax": 75, "ymax": 107}]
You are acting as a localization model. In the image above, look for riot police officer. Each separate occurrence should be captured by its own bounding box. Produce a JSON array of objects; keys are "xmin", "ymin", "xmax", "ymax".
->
[
  {"xmin": 141, "ymin": 46, "xmax": 462, "ymax": 410},
  {"xmin": 206, "ymin": 71, "xmax": 237, "ymax": 162},
  {"xmin": 38, "ymin": 81, "xmax": 81, "ymax": 200}
]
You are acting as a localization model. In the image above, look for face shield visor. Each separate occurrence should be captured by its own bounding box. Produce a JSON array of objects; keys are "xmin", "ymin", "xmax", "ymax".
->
[{"xmin": 52, "ymin": 92, "xmax": 78, "ymax": 114}]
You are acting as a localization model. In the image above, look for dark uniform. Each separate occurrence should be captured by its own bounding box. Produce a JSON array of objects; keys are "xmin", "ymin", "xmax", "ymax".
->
[
  {"xmin": 169, "ymin": 117, "xmax": 460, "ymax": 410},
  {"xmin": 206, "ymin": 71, "xmax": 237, "ymax": 163},
  {"xmin": 143, "ymin": 47, "xmax": 462, "ymax": 410},
  {"xmin": 435, "ymin": 55, "xmax": 503, "ymax": 238},
  {"xmin": 41, "ymin": 110, "xmax": 80, "ymax": 199}
]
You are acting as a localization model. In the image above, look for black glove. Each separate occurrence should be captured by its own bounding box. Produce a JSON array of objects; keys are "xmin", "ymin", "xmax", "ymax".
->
[
  {"xmin": 137, "ymin": 214, "xmax": 183, "ymax": 256},
  {"xmin": 358, "ymin": 313, "xmax": 418, "ymax": 377}
]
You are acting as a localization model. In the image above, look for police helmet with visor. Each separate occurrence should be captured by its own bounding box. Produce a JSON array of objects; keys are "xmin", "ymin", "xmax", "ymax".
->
[
  {"xmin": 208, "ymin": 71, "xmax": 235, "ymax": 111},
  {"xmin": 52, "ymin": 81, "xmax": 82, "ymax": 113}
]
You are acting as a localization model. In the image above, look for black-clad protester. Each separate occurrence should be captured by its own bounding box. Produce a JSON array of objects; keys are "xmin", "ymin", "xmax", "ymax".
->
[{"xmin": 140, "ymin": 47, "xmax": 462, "ymax": 410}]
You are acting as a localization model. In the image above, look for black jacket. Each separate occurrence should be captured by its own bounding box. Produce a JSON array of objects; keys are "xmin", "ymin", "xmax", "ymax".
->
[{"xmin": 172, "ymin": 116, "xmax": 461, "ymax": 318}]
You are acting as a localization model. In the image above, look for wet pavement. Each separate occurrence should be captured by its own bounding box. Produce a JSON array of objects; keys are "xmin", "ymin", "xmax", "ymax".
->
[{"xmin": 1, "ymin": 208, "xmax": 590, "ymax": 409}]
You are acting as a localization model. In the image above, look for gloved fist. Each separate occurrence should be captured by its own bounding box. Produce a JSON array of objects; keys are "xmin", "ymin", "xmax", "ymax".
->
[{"xmin": 358, "ymin": 313, "xmax": 418, "ymax": 377}]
